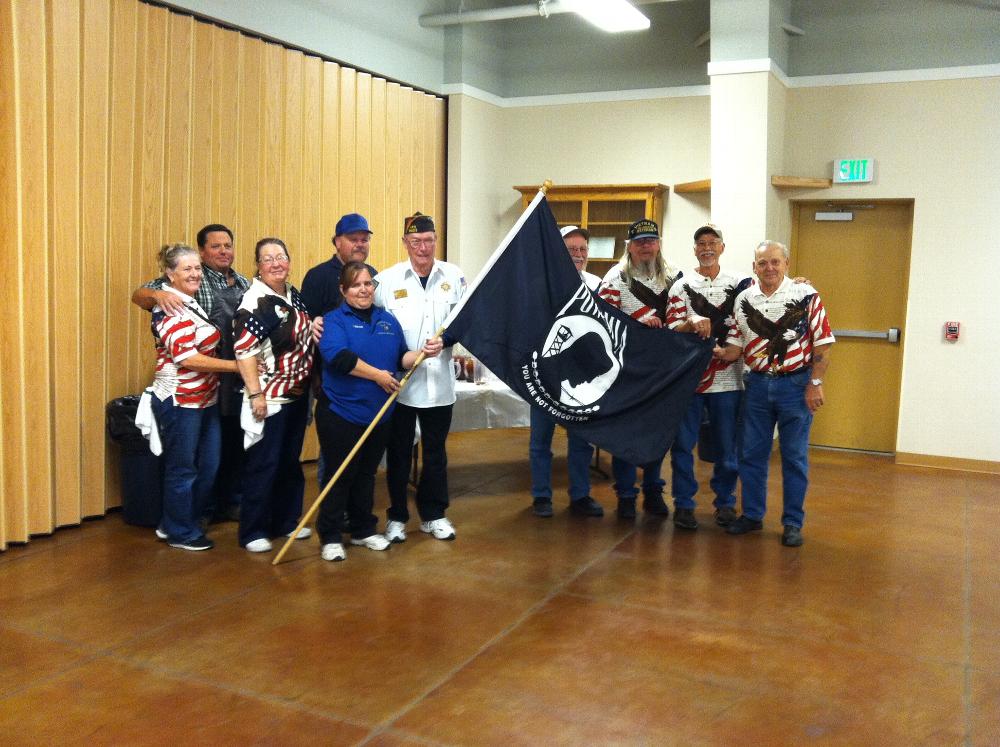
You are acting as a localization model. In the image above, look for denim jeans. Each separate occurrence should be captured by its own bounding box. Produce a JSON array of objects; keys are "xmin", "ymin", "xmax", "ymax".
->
[
  {"xmin": 238, "ymin": 396, "xmax": 308, "ymax": 546},
  {"xmin": 739, "ymin": 370, "xmax": 813, "ymax": 528},
  {"xmin": 670, "ymin": 390, "xmax": 741, "ymax": 510},
  {"xmin": 151, "ymin": 396, "xmax": 221, "ymax": 543},
  {"xmin": 385, "ymin": 403, "xmax": 453, "ymax": 523},
  {"xmin": 528, "ymin": 408, "xmax": 594, "ymax": 502},
  {"xmin": 611, "ymin": 456, "xmax": 665, "ymax": 499}
]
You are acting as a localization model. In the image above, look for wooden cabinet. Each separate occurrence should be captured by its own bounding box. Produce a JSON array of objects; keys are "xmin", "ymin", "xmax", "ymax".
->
[{"xmin": 514, "ymin": 184, "xmax": 667, "ymax": 276}]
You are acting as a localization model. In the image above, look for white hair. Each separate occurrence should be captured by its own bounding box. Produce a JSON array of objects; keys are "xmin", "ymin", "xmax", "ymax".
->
[{"xmin": 756, "ymin": 240, "xmax": 789, "ymax": 260}]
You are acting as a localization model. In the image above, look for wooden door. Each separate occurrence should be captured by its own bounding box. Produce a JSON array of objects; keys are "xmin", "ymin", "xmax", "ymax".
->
[{"xmin": 790, "ymin": 200, "xmax": 913, "ymax": 453}]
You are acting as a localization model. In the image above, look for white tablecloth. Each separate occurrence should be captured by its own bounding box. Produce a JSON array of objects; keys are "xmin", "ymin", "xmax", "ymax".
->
[{"xmin": 451, "ymin": 379, "xmax": 531, "ymax": 432}]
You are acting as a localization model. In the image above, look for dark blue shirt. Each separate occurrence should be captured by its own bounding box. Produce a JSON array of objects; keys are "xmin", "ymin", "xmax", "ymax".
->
[
  {"xmin": 319, "ymin": 303, "xmax": 409, "ymax": 426},
  {"xmin": 301, "ymin": 255, "xmax": 377, "ymax": 318}
]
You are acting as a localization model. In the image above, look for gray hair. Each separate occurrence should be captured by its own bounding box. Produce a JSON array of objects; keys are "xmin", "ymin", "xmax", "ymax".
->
[
  {"xmin": 158, "ymin": 243, "xmax": 199, "ymax": 273},
  {"xmin": 756, "ymin": 240, "xmax": 789, "ymax": 260}
]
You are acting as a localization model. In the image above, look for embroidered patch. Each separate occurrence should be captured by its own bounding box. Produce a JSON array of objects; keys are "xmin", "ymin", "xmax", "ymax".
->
[
  {"xmin": 441, "ymin": 282, "xmax": 451, "ymax": 291},
  {"xmin": 394, "ymin": 289, "xmax": 408, "ymax": 299}
]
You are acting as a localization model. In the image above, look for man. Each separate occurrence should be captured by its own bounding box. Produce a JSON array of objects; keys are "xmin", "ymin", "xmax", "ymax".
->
[
  {"xmin": 665, "ymin": 224, "xmax": 748, "ymax": 531},
  {"xmin": 373, "ymin": 212, "xmax": 463, "ymax": 542},
  {"xmin": 598, "ymin": 219, "xmax": 682, "ymax": 519},
  {"xmin": 720, "ymin": 240, "xmax": 834, "ymax": 547},
  {"xmin": 132, "ymin": 224, "xmax": 251, "ymax": 524},
  {"xmin": 528, "ymin": 226, "xmax": 603, "ymax": 518},
  {"xmin": 301, "ymin": 213, "xmax": 377, "ymax": 319}
]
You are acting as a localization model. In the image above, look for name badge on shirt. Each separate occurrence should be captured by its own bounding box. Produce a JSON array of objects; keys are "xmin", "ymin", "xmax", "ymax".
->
[{"xmin": 394, "ymin": 289, "xmax": 408, "ymax": 300}]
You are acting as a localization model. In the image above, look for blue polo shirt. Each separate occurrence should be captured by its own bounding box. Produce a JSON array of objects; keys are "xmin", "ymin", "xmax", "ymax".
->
[{"xmin": 319, "ymin": 303, "xmax": 409, "ymax": 425}]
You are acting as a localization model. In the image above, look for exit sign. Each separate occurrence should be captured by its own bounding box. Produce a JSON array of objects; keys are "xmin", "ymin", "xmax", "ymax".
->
[{"xmin": 833, "ymin": 158, "xmax": 875, "ymax": 184}]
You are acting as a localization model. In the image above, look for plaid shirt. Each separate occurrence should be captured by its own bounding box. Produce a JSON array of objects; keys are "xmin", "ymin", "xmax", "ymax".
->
[{"xmin": 144, "ymin": 264, "xmax": 250, "ymax": 313}]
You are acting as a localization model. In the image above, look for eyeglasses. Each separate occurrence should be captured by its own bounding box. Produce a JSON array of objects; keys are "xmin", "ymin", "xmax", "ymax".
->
[
  {"xmin": 695, "ymin": 240, "xmax": 721, "ymax": 248},
  {"xmin": 405, "ymin": 238, "xmax": 436, "ymax": 248},
  {"xmin": 259, "ymin": 254, "xmax": 289, "ymax": 265}
]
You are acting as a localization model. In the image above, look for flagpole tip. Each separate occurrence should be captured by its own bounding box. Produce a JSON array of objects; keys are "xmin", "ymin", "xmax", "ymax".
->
[{"xmin": 541, "ymin": 180, "xmax": 553, "ymax": 194}]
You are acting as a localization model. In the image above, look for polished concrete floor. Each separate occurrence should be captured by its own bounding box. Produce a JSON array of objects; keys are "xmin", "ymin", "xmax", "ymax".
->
[{"xmin": 2, "ymin": 428, "xmax": 999, "ymax": 745}]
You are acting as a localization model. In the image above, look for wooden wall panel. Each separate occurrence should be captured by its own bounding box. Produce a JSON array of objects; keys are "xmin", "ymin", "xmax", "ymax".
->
[
  {"xmin": 0, "ymin": 0, "xmax": 447, "ymax": 548},
  {"xmin": 79, "ymin": 0, "xmax": 111, "ymax": 518}
]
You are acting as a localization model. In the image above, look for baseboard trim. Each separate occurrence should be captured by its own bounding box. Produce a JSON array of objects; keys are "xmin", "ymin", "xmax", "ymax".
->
[{"xmin": 894, "ymin": 452, "xmax": 1000, "ymax": 475}]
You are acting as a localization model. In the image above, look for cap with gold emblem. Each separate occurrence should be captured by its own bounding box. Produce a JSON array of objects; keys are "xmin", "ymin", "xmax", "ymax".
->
[
  {"xmin": 628, "ymin": 219, "xmax": 660, "ymax": 241},
  {"xmin": 404, "ymin": 212, "xmax": 435, "ymax": 234}
]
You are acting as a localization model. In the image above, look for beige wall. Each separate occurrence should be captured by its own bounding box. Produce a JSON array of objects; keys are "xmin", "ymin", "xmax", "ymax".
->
[
  {"xmin": 0, "ymin": 0, "xmax": 446, "ymax": 549},
  {"xmin": 448, "ymin": 95, "xmax": 713, "ymax": 277},
  {"xmin": 783, "ymin": 76, "xmax": 999, "ymax": 462}
]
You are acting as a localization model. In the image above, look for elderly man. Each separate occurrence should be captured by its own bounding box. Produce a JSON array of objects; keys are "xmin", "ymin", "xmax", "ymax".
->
[
  {"xmin": 373, "ymin": 212, "xmax": 464, "ymax": 542},
  {"xmin": 301, "ymin": 212, "xmax": 377, "ymax": 318},
  {"xmin": 665, "ymin": 224, "xmax": 748, "ymax": 530},
  {"xmin": 529, "ymin": 225, "xmax": 603, "ymax": 518},
  {"xmin": 721, "ymin": 240, "xmax": 834, "ymax": 547},
  {"xmin": 132, "ymin": 224, "xmax": 251, "ymax": 524},
  {"xmin": 598, "ymin": 219, "xmax": 682, "ymax": 519}
]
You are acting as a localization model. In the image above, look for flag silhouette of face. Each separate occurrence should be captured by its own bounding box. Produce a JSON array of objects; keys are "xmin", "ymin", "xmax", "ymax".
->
[{"xmin": 537, "ymin": 315, "xmax": 620, "ymax": 407}]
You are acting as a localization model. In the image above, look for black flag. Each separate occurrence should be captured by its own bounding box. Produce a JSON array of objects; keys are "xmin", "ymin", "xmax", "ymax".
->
[{"xmin": 445, "ymin": 193, "xmax": 712, "ymax": 465}]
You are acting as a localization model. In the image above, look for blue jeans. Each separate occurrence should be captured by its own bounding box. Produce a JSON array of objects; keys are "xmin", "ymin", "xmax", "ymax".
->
[
  {"xmin": 151, "ymin": 397, "xmax": 221, "ymax": 543},
  {"xmin": 611, "ymin": 456, "xmax": 665, "ymax": 499},
  {"xmin": 670, "ymin": 390, "xmax": 741, "ymax": 510},
  {"xmin": 529, "ymin": 408, "xmax": 594, "ymax": 502},
  {"xmin": 739, "ymin": 370, "xmax": 813, "ymax": 528},
  {"xmin": 238, "ymin": 396, "xmax": 308, "ymax": 546}
]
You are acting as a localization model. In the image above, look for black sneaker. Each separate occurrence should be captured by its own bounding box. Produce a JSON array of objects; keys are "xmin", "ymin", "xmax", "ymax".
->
[
  {"xmin": 569, "ymin": 496, "xmax": 604, "ymax": 517},
  {"xmin": 714, "ymin": 506, "xmax": 738, "ymax": 527},
  {"xmin": 617, "ymin": 497, "xmax": 637, "ymax": 520},
  {"xmin": 532, "ymin": 499, "xmax": 554, "ymax": 518},
  {"xmin": 725, "ymin": 515, "xmax": 763, "ymax": 535},
  {"xmin": 168, "ymin": 535, "xmax": 214, "ymax": 551},
  {"xmin": 673, "ymin": 508, "xmax": 698, "ymax": 530},
  {"xmin": 642, "ymin": 492, "xmax": 670, "ymax": 517},
  {"xmin": 782, "ymin": 525, "xmax": 804, "ymax": 547}
]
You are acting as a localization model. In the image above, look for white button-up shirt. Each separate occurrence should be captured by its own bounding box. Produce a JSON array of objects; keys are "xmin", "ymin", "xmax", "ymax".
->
[{"xmin": 374, "ymin": 259, "xmax": 466, "ymax": 408}]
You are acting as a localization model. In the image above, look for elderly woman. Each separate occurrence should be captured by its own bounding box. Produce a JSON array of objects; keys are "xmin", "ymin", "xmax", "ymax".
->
[
  {"xmin": 149, "ymin": 243, "xmax": 239, "ymax": 551},
  {"xmin": 315, "ymin": 261, "xmax": 441, "ymax": 562},
  {"xmin": 233, "ymin": 238, "xmax": 315, "ymax": 553}
]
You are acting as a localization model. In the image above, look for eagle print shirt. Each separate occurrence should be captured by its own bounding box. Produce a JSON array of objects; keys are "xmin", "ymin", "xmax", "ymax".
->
[
  {"xmin": 233, "ymin": 279, "xmax": 314, "ymax": 404},
  {"xmin": 729, "ymin": 277, "xmax": 835, "ymax": 374}
]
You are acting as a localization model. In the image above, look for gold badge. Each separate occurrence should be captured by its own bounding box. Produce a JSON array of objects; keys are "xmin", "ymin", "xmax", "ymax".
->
[
  {"xmin": 441, "ymin": 282, "xmax": 451, "ymax": 291},
  {"xmin": 394, "ymin": 289, "xmax": 408, "ymax": 299}
]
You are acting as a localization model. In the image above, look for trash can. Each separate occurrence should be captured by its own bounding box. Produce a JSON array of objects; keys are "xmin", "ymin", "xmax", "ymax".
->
[{"xmin": 106, "ymin": 395, "xmax": 162, "ymax": 527}]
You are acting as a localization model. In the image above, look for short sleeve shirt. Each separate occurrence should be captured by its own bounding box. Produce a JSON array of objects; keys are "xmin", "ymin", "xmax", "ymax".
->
[{"xmin": 150, "ymin": 286, "xmax": 221, "ymax": 408}]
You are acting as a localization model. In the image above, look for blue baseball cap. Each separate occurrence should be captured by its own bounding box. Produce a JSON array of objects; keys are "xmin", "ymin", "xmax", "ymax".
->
[{"xmin": 334, "ymin": 213, "xmax": 372, "ymax": 238}]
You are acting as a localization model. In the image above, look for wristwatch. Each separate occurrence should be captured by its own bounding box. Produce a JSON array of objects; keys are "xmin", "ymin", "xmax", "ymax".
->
[{"xmin": 809, "ymin": 378, "xmax": 823, "ymax": 386}]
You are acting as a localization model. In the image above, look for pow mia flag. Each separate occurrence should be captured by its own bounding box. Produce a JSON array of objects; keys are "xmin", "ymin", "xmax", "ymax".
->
[{"xmin": 444, "ymin": 192, "xmax": 712, "ymax": 465}]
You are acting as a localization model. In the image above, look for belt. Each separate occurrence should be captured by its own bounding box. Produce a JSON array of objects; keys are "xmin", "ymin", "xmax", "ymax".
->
[{"xmin": 747, "ymin": 368, "xmax": 805, "ymax": 379}]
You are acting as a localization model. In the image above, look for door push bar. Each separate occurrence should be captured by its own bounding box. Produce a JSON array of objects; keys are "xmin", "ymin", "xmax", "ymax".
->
[{"xmin": 832, "ymin": 327, "xmax": 901, "ymax": 343}]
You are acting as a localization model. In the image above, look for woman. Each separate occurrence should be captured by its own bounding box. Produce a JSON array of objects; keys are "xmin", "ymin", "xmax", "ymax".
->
[
  {"xmin": 149, "ymin": 243, "xmax": 239, "ymax": 551},
  {"xmin": 233, "ymin": 238, "xmax": 315, "ymax": 552},
  {"xmin": 315, "ymin": 261, "xmax": 441, "ymax": 562}
]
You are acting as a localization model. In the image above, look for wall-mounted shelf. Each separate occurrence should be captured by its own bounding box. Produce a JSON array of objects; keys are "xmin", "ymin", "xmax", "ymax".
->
[
  {"xmin": 673, "ymin": 178, "xmax": 711, "ymax": 194},
  {"xmin": 771, "ymin": 175, "xmax": 833, "ymax": 189}
]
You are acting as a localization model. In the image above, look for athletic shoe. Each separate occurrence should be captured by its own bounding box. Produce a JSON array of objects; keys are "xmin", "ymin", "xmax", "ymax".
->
[
  {"xmin": 420, "ymin": 517, "xmax": 456, "ymax": 541},
  {"xmin": 154, "ymin": 527, "xmax": 168, "ymax": 540},
  {"xmin": 245, "ymin": 538, "xmax": 273, "ymax": 553},
  {"xmin": 782, "ymin": 525, "xmax": 804, "ymax": 547},
  {"xmin": 286, "ymin": 527, "xmax": 312, "ymax": 540},
  {"xmin": 385, "ymin": 520, "xmax": 407, "ymax": 543},
  {"xmin": 168, "ymin": 535, "xmax": 214, "ymax": 551},
  {"xmin": 321, "ymin": 543, "xmax": 346, "ymax": 562},
  {"xmin": 350, "ymin": 534, "xmax": 390, "ymax": 551}
]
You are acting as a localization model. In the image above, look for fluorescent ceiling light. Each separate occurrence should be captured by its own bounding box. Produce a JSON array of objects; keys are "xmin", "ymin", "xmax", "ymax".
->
[{"xmin": 563, "ymin": 0, "xmax": 651, "ymax": 32}]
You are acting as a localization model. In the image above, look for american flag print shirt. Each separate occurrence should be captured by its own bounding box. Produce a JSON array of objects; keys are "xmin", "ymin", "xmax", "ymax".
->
[
  {"xmin": 233, "ymin": 279, "xmax": 315, "ymax": 404},
  {"xmin": 151, "ymin": 290, "xmax": 221, "ymax": 408},
  {"xmin": 598, "ymin": 261, "xmax": 682, "ymax": 325},
  {"xmin": 666, "ymin": 269, "xmax": 752, "ymax": 394},
  {"xmin": 730, "ymin": 277, "xmax": 835, "ymax": 375}
]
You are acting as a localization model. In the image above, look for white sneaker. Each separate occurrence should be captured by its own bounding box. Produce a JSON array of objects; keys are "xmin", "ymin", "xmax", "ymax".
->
[
  {"xmin": 384, "ymin": 520, "xmax": 407, "ymax": 543},
  {"xmin": 155, "ymin": 527, "xmax": 168, "ymax": 540},
  {"xmin": 245, "ymin": 538, "xmax": 273, "ymax": 553},
  {"xmin": 420, "ymin": 517, "xmax": 456, "ymax": 541},
  {"xmin": 321, "ymin": 543, "xmax": 346, "ymax": 562},
  {"xmin": 350, "ymin": 534, "xmax": 391, "ymax": 551},
  {"xmin": 286, "ymin": 527, "xmax": 312, "ymax": 540}
]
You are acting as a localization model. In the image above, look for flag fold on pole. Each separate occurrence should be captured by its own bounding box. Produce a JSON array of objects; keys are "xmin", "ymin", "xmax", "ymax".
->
[{"xmin": 444, "ymin": 195, "xmax": 712, "ymax": 465}]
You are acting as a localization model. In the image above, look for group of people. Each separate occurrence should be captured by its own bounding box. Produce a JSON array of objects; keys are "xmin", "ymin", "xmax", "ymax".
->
[
  {"xmin": 136, "ymin": 214, "xmax": 465, "ymax": 561},
  {"xmin": 136, "ymin": 206, "xmax": 833, "ymax": 559},
  {"xmin": 531, "ymin": 218, "xmax": 834, "ymax": 547}
]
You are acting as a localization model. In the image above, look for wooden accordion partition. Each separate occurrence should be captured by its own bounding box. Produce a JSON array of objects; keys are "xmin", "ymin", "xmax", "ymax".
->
[{"xmin": 0, "ymin": 0, "xmax": 447, "ymax": 549}]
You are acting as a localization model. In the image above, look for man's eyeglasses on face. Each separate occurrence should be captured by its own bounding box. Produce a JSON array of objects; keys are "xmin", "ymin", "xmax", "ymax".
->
[
  {"xmin": 405, "ymin": 238, "xmax": 436, "ymax": 248},
  {"xmin": 696, "ymin": 240, "xmax": 721, "ymax": 248}
]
